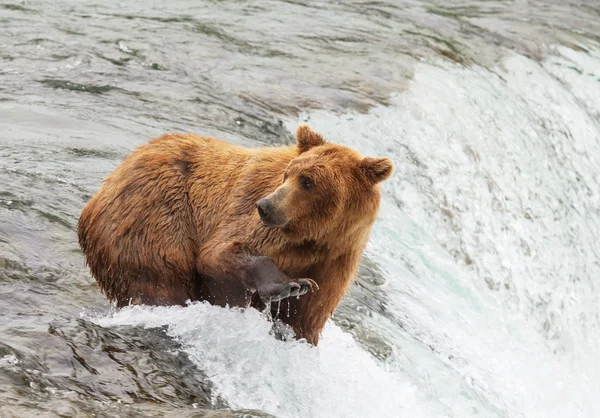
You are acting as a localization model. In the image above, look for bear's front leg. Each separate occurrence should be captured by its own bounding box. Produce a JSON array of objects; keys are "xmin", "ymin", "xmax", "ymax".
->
[{"xmin": 197, "ymin": 241, "xmax": 317, "ymax": 307}]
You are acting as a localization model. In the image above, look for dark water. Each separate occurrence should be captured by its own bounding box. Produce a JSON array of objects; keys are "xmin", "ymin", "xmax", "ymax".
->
[{"xmin": 2, "ymin": 1, "xmax": 600, "ymax": 417}]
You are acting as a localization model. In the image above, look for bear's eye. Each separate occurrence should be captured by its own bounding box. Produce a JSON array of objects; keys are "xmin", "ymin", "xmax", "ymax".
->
[{"xmin": 300, "ymin": 176, "xmax": 314, "ymax": 190}]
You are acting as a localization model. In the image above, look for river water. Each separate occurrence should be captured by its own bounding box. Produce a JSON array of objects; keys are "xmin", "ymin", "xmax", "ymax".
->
[{"xmin": 1, "ymin": 1, "xmax": 599, "ymax": 417}]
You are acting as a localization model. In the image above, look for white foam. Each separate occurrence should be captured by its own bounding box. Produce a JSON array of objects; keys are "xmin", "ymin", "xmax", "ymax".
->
[
  {"xmin": 291, "ymin": 44, "xmax": 600, "ymax": 417},
  {"xmin": 0, "ymin": 355, "xmax": 19, "ymax": 367},
  {"xmin": 92, "ymin": 303, "xmax": 437, "ymax": 418}
]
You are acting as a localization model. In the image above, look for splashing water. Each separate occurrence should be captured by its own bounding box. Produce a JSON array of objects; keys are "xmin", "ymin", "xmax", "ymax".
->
[
  {"xmin": 291, "ymin": 45, "xmax": 600, "ymax": 417},
  {"xmin": 92, "ymin": 303, "xmax": 433, "ymax": 418}
]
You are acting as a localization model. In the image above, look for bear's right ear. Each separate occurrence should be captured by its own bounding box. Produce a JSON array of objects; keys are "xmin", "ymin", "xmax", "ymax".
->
[
  {"xmin": 360, "ymin": 157, "xmax": 393, "ymax": 184},
  {"xmin": 296, "ymin": 125, "xmax": 325, "ymax": 153}
]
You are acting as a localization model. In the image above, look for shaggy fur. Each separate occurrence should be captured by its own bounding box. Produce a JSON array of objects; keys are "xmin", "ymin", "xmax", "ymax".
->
[{"xmin": 78, "ymin": 125, "xmax": 393, "ymax": 345}]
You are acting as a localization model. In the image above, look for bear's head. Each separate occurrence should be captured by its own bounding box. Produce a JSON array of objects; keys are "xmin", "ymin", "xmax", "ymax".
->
[{"xmin": 256, "ymin": 125, "xmax": 393, "ymax": 243}]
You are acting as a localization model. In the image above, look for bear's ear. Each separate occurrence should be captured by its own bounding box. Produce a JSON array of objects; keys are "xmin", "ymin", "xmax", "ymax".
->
[
  {"xmin": 296, "ymin": 125, "xmax": 325, "ymax": 153},
  {"xmin": 360, "ymin": 157, "xmax": 393, "ymax": 184}
]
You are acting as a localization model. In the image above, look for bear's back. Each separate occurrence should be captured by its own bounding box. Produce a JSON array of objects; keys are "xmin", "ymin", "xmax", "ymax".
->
[{"xmin": 77, "ymin": 133, "xmax": 251, "ymax": 305}]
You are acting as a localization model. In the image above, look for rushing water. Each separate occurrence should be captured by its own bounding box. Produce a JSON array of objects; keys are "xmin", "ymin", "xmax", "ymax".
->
[{"xmin": 1, "ymin": 1, "xmax": 600, "ymax": 417}]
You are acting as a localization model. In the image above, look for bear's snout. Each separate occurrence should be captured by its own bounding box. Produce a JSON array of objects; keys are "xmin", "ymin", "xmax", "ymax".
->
[
  {"xmin": 256, "ymin": 198, "xmax": 273, "ymax": 220},
  {"xmin": 256, "ymin": 197, "xmax": 287, "ymax": 227}
]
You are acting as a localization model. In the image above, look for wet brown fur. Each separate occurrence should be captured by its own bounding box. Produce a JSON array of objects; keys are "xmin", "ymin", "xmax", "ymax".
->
[{"xmin": 78, "ymin": 125, "xmax": 393, "ymax": 345}]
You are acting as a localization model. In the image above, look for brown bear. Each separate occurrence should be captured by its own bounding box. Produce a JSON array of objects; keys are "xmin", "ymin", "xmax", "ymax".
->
[{"xmin": 78, "ymin": 125, "xmax": 393, "ymax": 345}]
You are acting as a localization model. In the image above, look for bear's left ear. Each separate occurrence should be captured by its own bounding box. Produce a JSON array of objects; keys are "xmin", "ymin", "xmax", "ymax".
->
[
  {"xmin": 296, "ymin": 125, "xmax": 326, "ymax": 153},
  {"xmin": 360, "ymin": 157, "xmax": 393, "ymax": 184}
]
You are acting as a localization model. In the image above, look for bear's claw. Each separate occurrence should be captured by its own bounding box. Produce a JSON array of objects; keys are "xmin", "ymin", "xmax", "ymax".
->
[
  {"xmin": 296, "ymin": 278, "xmax": 319, "ymax": 295},
  {"xmin": 259, "ymin": 278, "xmax": 318, "ymax": 302}
]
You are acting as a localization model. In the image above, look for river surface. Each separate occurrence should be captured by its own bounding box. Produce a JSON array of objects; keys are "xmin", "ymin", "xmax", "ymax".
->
[{"xmin": 1, "ymin": 1, "xmax": 600, "ymax": 417}]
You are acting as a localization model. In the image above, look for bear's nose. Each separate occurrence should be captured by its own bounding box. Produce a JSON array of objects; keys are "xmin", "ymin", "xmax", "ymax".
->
[{"xmin": 256, "ymin": 198, "xmax": 273, "ymax": 220}]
